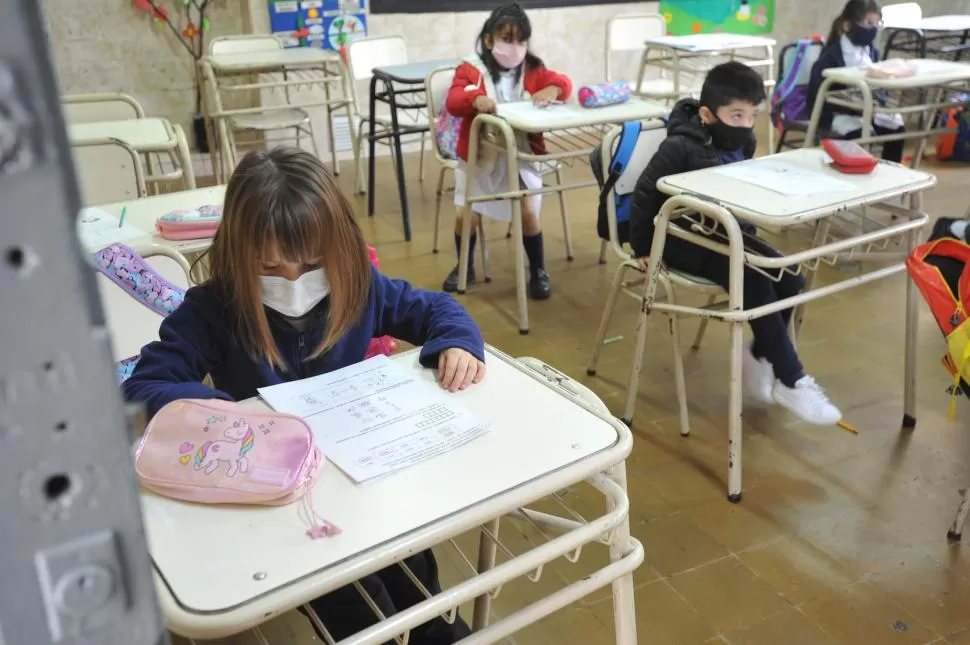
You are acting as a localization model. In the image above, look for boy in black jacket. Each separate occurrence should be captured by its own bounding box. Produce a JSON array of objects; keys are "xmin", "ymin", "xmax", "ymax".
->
[{"xmin": 630, "ymin": 61, "xmax": 841, "ymax": 426}]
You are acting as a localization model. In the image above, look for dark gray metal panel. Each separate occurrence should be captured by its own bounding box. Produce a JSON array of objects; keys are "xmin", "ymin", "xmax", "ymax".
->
[{"xmin": 0, "ymin": 2, "xmax": 167, "ymax": 644}]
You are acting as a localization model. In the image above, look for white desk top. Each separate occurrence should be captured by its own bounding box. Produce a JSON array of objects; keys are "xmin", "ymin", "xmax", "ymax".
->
[
  {"xmin": 496, "ymin": 98, "xmax": 667, "ymax": 134},
  {"xmin": 207, "ymin": 48, "xmax": 341, "ymax": 72},
  {"xmin": 645, "ymin": 33, "xmax": 776, "ymax": 52},
  {"xmin": 69, "ymin": 118, "xmax": 175, "ymax": 150},
  {"xmin": 144, "ymin": 347, "xmax": 622, "ymax": 614},
  {"xmin": 86, "ymin": 186, "xmax": 225, "ymax": 254},
  {"xmin": 885, "ymin": 14, "xmax": 970, "ymax": 32},
  {"xmin": 822, "ymin": 58, "xmax": 970, "ymax": 89},
  {"xmin": 658, "ymin": 148, "xmax": 936, "ymax": 226}
]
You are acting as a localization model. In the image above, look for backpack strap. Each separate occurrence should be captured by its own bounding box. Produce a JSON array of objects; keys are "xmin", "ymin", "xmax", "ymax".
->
[
  {"xmin": 93, "ymin": 243, "xmax": 186, "ymax": 317},
  {"xmin": 771, "ymin": 40, "xmax": 812, "ymax": 124},
  {"xmin": 597, "ymin": 121, "xmax": 643, "ymax": 234}
]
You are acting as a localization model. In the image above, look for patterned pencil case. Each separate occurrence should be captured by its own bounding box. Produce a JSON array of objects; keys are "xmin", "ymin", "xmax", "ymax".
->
[
  {"xmin": 155, "ymin": 204, "xmax": 223, "ymax": 240},
  {"xmin": 578, "ymin": 81, "xmax": 632, "ymax": 109}
]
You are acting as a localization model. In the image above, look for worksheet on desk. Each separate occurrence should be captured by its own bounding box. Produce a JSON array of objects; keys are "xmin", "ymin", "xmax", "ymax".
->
[
  {"xmin": 258, "ymin": 355, "xmax": 490, "ymax": 483},
  {"xmin": 713, "ymin": 159, "xmax": 856, "ymax": 198},
  {"xmin": 78, "ymin": 207, "xmax": 146, "ymax": 249}
]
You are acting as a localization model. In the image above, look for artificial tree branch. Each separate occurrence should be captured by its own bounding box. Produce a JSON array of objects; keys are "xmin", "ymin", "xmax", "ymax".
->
[{"xmin": 145, "ymin": 0, "xmax": 197, "ymax": 58}]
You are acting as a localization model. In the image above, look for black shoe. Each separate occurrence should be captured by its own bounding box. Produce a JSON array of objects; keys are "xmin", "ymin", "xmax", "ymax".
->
[
  {"xmin": 529, "ymin": 269, "xmax": 551, "ymax": 300},
  {"xmin": 442, "ymin": 265, "xmax": 475, "ymax": 293},
  {"xmin": 930, "ymin": 217, "xmax": 960, "ymax": 242}
]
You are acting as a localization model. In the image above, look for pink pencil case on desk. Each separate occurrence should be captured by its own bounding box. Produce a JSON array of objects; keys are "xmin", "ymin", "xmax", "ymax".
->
[
  {"xmin": 578, "ymin": 81, "xmax": 632, "ymax": 108},
  {"xmin": 155, "ymin": 204, "xmax": 223, "ymax": 240},
  {"xmin": 866, "ymin": 60, "xmax": 917, "ymax": 79}
]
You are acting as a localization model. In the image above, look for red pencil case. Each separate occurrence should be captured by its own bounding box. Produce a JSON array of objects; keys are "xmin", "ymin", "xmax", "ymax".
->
[
  {"xmin": 822, "ymin": 139, "xmax": 878, "ymax": 174},
  {"xmin": 155, "ymin": 205, "xmax": 223, "ymax": 240}
]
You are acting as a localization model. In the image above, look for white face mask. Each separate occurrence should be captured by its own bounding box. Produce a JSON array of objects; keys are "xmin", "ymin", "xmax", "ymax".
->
[{"xmin": 259, "ymin": 268, "xmax": 330, "ymax": 318}]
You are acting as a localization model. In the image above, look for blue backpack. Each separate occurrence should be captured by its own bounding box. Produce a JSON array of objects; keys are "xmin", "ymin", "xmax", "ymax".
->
[
  {"xmin": 771, "ymin": 38, "xmax": 823, "ymax": 127},
  {"xmin": 590, "ymin": 121, "xmax": 645, "ymax": 245}
]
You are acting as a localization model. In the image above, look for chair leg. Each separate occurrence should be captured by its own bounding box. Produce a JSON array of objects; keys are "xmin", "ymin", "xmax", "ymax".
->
[
  {"xmin": 622, "ymin": 274, "xmax": 654, "ymax": 426},
  {"xmin": 691, "ymin": 294, "xmax": 717, "ymax": 350},
  {"xmin": 506, "ymin": 222, "xmax": 512, "ymax": 238},
  {"xmin": 433, "ymin": 166, "xmax": 448, "ymax": 254},
  {"xmin": 660, "ymin": 279, "xmax": 690, "ymax": 437},
  {"xmin": 477, "ymin": 218, "xmax": 492, "ymax": 283},
  {"xmin": 775, "ymin": 127, "xmax": 788, "ymax": 153},
  {"xmin": 418, "ymin": 132, "xmax": 426, "ymax": 183},
  {"xmin": 587, "ymin": 263, "xmax": 632, "ymax": 377},
  {"xmin": 554, "ymin": 168, "xmax": 573, "ymax": 261},
  {"xmin": 354, "ymin": 118, "xmax": 367, "ymax": 195},
  {"xmin": 304, "ymin": 121, "xmax": 322, "ymax": 160},
  {"xmin": 598, "ymin": 239, "xmax": 608, "ymax": 265}
]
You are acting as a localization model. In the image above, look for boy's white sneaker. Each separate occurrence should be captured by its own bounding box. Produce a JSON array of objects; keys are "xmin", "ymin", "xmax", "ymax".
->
[
  {"xmin": 772, "ymin": 376, "xmax": 842, "ymax": 426},
  {"xmin": 742, "ymin": 344, "xmax": 774, "ymax": 405}
]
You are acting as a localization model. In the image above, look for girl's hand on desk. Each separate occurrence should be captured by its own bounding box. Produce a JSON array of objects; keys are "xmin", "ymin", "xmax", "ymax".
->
[
  {"xmin": 473, "ymin": 96, "xmax": 497, "ymax": 114},
  {"xmin": 532, "ymin": 87, "xmax": 560, "ymax": 107},
  {"xmin": 437, "ymin": 348, "xmax": 487, "ymax": 393}
]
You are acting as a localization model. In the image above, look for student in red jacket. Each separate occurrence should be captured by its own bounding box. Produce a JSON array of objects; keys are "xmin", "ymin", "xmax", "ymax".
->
[{"xmin": 442, "ymin": 1, "xmax": 572, "ymax": 300}]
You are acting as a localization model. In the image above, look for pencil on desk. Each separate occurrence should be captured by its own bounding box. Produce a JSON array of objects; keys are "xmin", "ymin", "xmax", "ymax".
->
[{"xmin": 118, "ymin": 206, "xmax": 128, "ymax": 229}]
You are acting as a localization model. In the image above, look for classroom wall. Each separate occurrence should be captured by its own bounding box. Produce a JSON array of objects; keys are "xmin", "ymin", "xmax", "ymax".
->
[{"xmin": 42, "ymin": 0, "xmax": 247, "ymax": 136}]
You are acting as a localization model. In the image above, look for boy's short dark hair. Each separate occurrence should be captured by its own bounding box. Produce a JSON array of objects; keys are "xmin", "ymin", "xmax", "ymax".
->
[{"xmin": 699, "ymin": 61, "xmax": 766, "ymax": 112}]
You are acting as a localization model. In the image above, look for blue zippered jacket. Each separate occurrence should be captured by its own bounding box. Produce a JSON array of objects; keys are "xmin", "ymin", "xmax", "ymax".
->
[{"xmin": 122, "ymin": 266, "xmax": 485, "ymax": 417}]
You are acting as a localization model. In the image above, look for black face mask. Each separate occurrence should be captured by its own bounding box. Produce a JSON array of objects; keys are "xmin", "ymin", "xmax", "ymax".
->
[
  {"xmin": 848, "ymin": 24, "xmax": 878, "ymax": 47},
  {"xmin": 706, "ymin": 119, "xmax": 752, "ymax": 151}
]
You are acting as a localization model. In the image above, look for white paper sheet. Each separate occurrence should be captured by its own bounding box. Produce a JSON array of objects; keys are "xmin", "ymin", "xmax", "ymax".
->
[
  {"xmin": 258, "ymin": 355, "xmax": 490, "ymax": 483},
  {"xmin": 497, "ymin": 101, "xmax": 572, "ymax": 120},
  {"xmin": 647, "ymin": 33, "xmax": 768, "ymax": 52},
  {"xmin": 78, "ymin": 207, "xmax": 147, "ymax": 249},
  {"xmin": 712, "ymin": 160, "xmax": 857, "ymax": 198}
]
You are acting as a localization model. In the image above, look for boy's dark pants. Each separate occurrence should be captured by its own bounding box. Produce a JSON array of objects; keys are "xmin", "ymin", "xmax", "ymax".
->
[
  {"xmin": 301, "ymin": 549, "xmax": 471, "ymax": 644},
  {"xmin": 665, "ymin": 233, "xmax": 805, "ymax": 386}
]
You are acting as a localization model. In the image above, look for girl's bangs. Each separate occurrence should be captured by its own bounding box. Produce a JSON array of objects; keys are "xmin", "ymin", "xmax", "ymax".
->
[
  {"xmin": 259, "ymin": 193, "xmax": 327, "ymax": 264},
  {"xmin": 492, "ymin": 14, "xmax": 530, "ymax": 40}
]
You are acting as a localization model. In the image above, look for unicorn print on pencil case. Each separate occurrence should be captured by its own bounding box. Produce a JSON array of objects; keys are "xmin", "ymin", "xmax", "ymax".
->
[{"xmin": 191, "ymin": 419, "xmax": 255, "ymax": 477}]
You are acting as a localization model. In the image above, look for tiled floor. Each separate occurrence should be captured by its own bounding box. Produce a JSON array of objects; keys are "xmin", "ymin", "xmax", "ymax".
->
[{"xmin": 172, "ymin": 141, "xmax": 970, "ymax": 645}]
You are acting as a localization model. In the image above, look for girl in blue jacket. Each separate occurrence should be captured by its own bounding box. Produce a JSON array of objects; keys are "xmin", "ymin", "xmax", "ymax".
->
[{"xmin": 123, "ymin": 146, "xmax": 483, "ymax": 643}]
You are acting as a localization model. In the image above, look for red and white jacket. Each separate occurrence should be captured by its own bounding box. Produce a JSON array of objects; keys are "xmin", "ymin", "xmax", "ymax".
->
[{"xmin": 445, "ymin": 60, "xmax": 573, "ymax": 163}]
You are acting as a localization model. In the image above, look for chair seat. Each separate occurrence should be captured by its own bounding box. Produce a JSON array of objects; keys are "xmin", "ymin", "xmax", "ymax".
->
[
  {"xmin": 228, "ymin": 108, "xmax": 310, "ymax": 131},
  {"xmin": 624, "ymin": 257, "xmax": 722, "ymax": 292}
]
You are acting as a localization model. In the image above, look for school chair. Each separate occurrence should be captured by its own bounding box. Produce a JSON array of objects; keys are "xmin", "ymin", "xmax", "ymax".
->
[
  {"xmin": 881, "ymin": 2, "xmax": 923, "ymax": 58},
  {"xmin": 63, "ymin": 93, "xmax": 192, "ymax": 195},
  {"xmin": 72, "ymin": 138, "xmax": 147, "ymax": 206},
  {"xmin": 586, "ymin": 123, "xmax": 725, "ymax": 428},
  {"xmin": 424, "ymin": 65, "xmax": 573, "ymax": 263},
  {"xmin": 346, "ymin": 36, "xmax": 429, "ymax": 195},
  {"xmin": 773, "ymin": 39, "xmax": 825, "ymax": 152},
  {"xmin": 606, "ymin": 13, "xmax": 702, "ymax": 103},
  {"xmin": 206, "ymin": 35, "xmax": 321, "ymax": 177}
]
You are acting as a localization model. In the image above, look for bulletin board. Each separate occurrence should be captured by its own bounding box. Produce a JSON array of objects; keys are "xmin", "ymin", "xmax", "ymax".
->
[
  {"xmin": 659, "ymin": 0, "xmax": 774, "ymax": 35},
  {"xmin": 269, "ymin": 0, "xmax": 368, "ymax": 49}
]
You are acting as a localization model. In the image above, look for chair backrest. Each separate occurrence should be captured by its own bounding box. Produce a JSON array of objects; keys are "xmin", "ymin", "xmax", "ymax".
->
[
  {"xmin": 605, "ymin": 13, "xmax": 666, "ymax": 82},
  {"xmin": 347, "ymin": 36, "xmax": 409, "ymax": 83},
  {"xmin": 598, "ymin": 122, "xmax": 667, "ymax": 261},
  {"xmin": 425, "ymin": 64, "xmax": 458, "ymax": 164},
  {"xmin": 209, "ymin": 34, "xmax": 283, "ymax": 55},
  {"xmin": 72, "ymin": 139, "xmax": 147, "ymax": 206},
  {"xmin": 93, "ymin": 244, "xmax": 191, "ymax": 363},
  {"xmin": 62, "ymin": 93, "xmax": 145, "ymax": 124},
  {"xmin": 881, "ymin": 2, "xmax": 922, "ymax": 29},
  {"xmin": 778, "ymin": 39, "xmax": 824, "ymax": 86}
]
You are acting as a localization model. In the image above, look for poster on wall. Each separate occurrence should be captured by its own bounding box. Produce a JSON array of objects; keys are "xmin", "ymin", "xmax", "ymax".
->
[
  {"xmin": 269, "ymin": 0, "xmax": 368, "ymax": 49},
  {"xmin": 659, "ymin": 0, "xmax": 774, "ymax": 35}
]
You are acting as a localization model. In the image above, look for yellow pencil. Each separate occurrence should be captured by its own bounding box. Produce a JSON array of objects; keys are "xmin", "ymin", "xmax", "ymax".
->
[{"xmin": 837, "ymin": 420, "xmax": 859, "ymax": 435}]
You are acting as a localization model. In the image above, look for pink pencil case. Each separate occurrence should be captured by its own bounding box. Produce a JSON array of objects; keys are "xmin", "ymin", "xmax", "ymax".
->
[
  {"xmin": 866, "ymin": 60, "xmax": 917, "ymax": 79},
  {"xmin": 155, "ymin": 204, "xmax": 223, "ymax": 240},
  {"xmin": 578, "ymin": 81, "xmax": 632, "ymax": 108}
]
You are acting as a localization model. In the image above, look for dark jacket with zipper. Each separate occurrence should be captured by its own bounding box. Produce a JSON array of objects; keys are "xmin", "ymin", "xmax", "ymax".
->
[
  {"xmin": 122, "ymin": 265, "xmax": 485, "ymax": 418},
  {"xmin": 807, "ymin": 41, "xmax": 886, "ymax": 131},
  {"xmin": 629, "ymin": 98, "xmax": 756, "ymax": 274}
]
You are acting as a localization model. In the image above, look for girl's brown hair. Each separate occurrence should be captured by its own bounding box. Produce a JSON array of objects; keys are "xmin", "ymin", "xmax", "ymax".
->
[{"xmin": 203, "ymin": 147, "xmax": 370, "ymax": 368}]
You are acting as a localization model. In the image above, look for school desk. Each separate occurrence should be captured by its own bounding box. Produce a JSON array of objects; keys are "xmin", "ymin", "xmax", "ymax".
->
[
  {"xmin": 803, "ymin": 58, "xmax": 970, "ymax": 168},
  {"xmin": 366, "ymin": 58, "xmax": 462, "ymax": 242},
  {"xmin": 633, "ymin": 33, "xmax": 777, "ymax": 150},
  {"xmin": 82, "ymin": 185, "xmax": 226, "ymax": 256},
  {"xmin": 883, "ymin": 14, "xmax": 970, "ymax": 60},
  {"xmin": 199, "ymin": 47, "xmax": 354, "ymax": 183},
  {"xmin": 638, "ymin": 148, "xmax": 936, "ymax": 501},
  {"xmin": 458, "ymin": 98, "xmax": 667, "ymax": 334},
  {"xmin": 68, "ymin": 117, "xmax": 196, "ymax": 192},
  {"xmin": 140, "ymin": 347, "xmax": 642, "ymax": 644}
]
